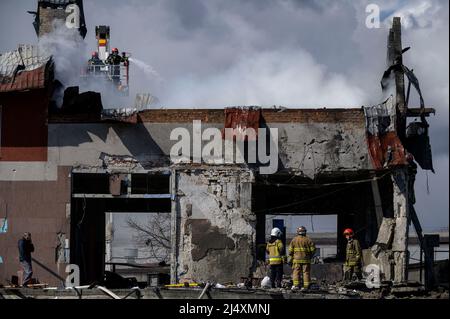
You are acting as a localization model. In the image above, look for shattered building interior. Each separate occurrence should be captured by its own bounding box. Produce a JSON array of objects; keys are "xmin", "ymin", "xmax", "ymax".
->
[{"xmin": 0, "ymin": 0, "xmax": 442, "ymax": 294}]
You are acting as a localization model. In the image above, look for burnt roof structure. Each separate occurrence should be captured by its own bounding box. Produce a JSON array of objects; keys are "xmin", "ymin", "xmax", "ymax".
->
[{"xmin": 0, "ymin": 45, "xmax": 53, "ymax": 93}]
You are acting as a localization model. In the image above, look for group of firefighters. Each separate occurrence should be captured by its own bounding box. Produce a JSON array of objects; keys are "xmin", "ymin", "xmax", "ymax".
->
[
  {"xmin": 266, "ymin": 226, "xmax": 362, "ymax": 290},
  {"xmin": 88, "ymin": 47, "xmax": 129, "ymax": 68},
  {"xmin": 87, "ymin": 48, "xmax": 128, "ymax": 88},
  {"xmin": 18, "ymin": 225, "xmax": 361, "ymax": 288}
]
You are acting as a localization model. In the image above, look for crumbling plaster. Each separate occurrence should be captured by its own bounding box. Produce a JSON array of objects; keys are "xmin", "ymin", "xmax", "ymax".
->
[{"xmin": 175, "ymin": 168, "xmax": 255, "ymax": 283}]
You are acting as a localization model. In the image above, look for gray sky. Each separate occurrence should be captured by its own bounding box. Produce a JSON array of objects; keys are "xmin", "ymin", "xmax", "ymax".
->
[{"xmin": 1, "ymin": 0, "xmax": 448, "ymax": 231}]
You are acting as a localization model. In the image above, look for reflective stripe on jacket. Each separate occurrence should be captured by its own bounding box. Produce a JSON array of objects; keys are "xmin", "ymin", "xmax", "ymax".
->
[
  {"xmin": 266, "ymin": 239, "xmax": 284, "ymax": 265},
  {"xmin": 345, "ymin": 238, "xmax": 362, "ymax": 266},
  {"xmin": 289, "ymin": 235, "xmax": 316, "ymax": 264}
]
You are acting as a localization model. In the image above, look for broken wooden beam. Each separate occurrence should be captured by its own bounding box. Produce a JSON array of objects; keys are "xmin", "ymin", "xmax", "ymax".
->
[{"xmin": 406, "ymin": 108, "xmax": 436, "ymax": 117}]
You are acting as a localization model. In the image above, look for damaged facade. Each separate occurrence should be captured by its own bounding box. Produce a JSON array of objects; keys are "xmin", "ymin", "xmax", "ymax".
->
[{"xmin": 0, "ymin": 17, "xmax": 437, "ymax": 288}]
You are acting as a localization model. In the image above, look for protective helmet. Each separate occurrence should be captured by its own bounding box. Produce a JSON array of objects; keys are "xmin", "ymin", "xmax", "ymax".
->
[
  {"xmin": 343, "ymin": 228, "xmax": 354, "ymax": 236},
  {"xmin": 270, "ymin": 227, "xmax": 282, "ymax": 238},
  {"xmin": 91, "ymin": 51, "xmax": 98, "ymax": 57},
  {"xmin": 297, "ymin": 226, "xmax": 307, "ymax": 235},
  {"xmin": 112, "ymin": 48, "xmax": 119, "ymax": 53}
]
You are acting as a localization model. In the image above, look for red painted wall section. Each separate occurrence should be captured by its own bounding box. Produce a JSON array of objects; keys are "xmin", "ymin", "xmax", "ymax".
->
[
  {"xmin": 0, "ymin": 89, "xmax": 49, "ymax": 162},
  {"xmin": 222, "ymin": 107, "xmax": 262, "ymax": 141}
]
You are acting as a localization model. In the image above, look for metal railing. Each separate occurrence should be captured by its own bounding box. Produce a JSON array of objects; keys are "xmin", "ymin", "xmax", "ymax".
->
[
  {"xmin": 31, "ymin": 257, "xmax": 82, "ymax": 298},
  {"xmin": 81, "ymin": 63, "xmax": 129, "ymax": 87}
]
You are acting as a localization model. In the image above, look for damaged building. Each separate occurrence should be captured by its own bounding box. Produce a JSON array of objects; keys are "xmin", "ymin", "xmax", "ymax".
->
[
  {"xmin": 0, "ymin": 15, "xmax": 441, "ymax": 291},
  {"xmin": 29, "ymin": 0, "xmax": 87, "ymax": 39}
]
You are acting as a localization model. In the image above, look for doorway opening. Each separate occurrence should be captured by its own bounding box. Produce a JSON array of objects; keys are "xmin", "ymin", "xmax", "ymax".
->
[{"xmin": 70, "ymin": 171, "xmax": 171, "ymax": 284}]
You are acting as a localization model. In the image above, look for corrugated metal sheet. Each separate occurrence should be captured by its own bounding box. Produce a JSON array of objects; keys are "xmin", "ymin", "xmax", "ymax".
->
[
  {"xmin": 0, "ymin": 45, "xmax": 52, "ymax": 93},
  {"xmin": 405, "ymin": 122, "xmax": 434, "ymax": 172},
  {"xmin": 223, "ymin": 107, "xmax": 261, "ymax": 141},
  {"xmin": 365, "ymin": 97, "xmax": 408, "ymax": 169}
]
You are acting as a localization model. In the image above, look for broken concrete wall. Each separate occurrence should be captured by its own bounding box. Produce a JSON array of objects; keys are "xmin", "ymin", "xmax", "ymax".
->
[
  {"xmin": 174, "ymin": 168, "xmax": 255, "ymax": 283},
  {"xmin": 391, "ymin": 169, "xmax": 410, "ymax": 283},
  {"xmin": 46, "ymin": 108, "xmax": 372, "ymax": 177},
  {"xmin": 275, "ymin": 121, "xmax": 371, "ymax": 178},
  {"xmin": 366, "ymin": 169, "xmax": 411, "ymax": 283},
  {"xmin": 47, "ymin": 123, "xmax": 199, "ymax": 170},
  {"xmin": 367, "ymin": 216, "xmax": 395, "ymax": 281}
]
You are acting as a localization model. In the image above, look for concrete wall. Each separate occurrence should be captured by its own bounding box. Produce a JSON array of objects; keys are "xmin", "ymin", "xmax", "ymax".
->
[
  {"xmin": 175, "ymin": 168, "xmax": 255, "ymax": 283},
  {"xmin": 46, "ymin": 118, "xmax": 372, "ymax": 175},
  {"xmin": 274, "ymin": 121, "xmax": 370, "ymax": 178}
]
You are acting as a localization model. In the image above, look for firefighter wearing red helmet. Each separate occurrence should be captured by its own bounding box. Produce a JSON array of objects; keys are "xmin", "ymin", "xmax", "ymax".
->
[
  {"xmin": 343, "ymin": 228, "xmax": 362, "ymax": 281},
  {"xmin": 107, "ymin": 48, "xmax": 123, "ymax": 65},
  {"xmin": 88, "ymin": 51, "xmax": 103, "ymax": 73},
  {"xmin": 106, "ymin": 48, "xmax": 126, "ymax": 86}
]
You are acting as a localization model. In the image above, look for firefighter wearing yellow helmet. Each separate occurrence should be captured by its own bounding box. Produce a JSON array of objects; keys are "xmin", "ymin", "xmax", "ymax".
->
[
  {"xmin": 288, "ymin": 226, "xmax": 316, "ymax": 290},
  {"xmin": 266, "ymin": 227, "xmax": 285, "ymax": 288}
]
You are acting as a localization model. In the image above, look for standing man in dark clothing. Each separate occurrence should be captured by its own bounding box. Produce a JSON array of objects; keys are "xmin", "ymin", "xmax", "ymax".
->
[{"xmin": 18, "ymin": 232, "xmax": 34, "ymax": 287}]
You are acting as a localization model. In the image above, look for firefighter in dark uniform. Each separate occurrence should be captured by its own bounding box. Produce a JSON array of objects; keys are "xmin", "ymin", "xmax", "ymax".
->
[
  {"xmin": 106, "ymin": 48, "xmax": 123, "ymax": 65},
  {"xmin": 88, "ymin": 51, "xmax": 103, "ymax": 74},
  {"xmin": 343, "ymin": 228, "xmax": 363, "ymax": 281},
  {"xmin": 106, "ymin": 48, "xmax": 124, "ymax": 85},
  {"xmin": 121, "ymin": 52, "xmax": 129, "ymax": 66}
]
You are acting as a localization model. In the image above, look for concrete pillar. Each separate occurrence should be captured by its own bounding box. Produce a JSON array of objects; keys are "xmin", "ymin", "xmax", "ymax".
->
[
  {"xmin": 174, "ymin": 169, "xmax": 255, "ymax": 283},
  {"xmin": 255, "ymin": 213, "xmax": 266, "ymax": 261},
  {"xmin": 170, "ymin": 169, "xmax": 180, "ymax": 284},
  {"xmin": 371, "ymin": 179, "xmax": 384, "ymax": 228},
  {"xmin": 391, "ymin": 168, "xmax": 410, "ymax": 283}
]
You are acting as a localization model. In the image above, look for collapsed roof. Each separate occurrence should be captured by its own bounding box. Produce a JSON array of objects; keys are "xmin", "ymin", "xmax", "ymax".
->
[{"xmin": 0, "ymin": 45, "xmax": 53, "ymax": 93}]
